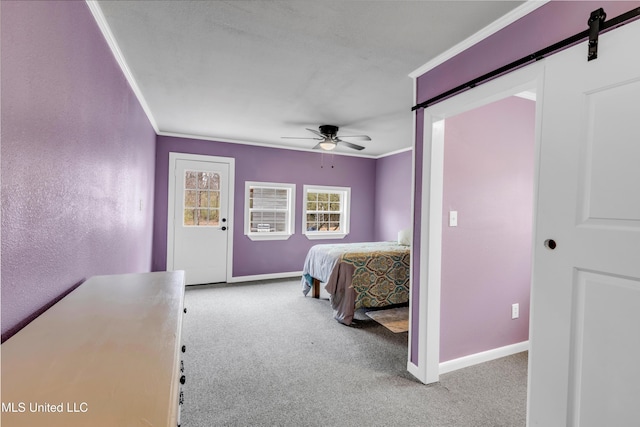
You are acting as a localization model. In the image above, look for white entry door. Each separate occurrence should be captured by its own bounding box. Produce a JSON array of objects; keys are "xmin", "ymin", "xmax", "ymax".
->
[
  {"xmin": 529, "ymin": 20, "xmax": 640, "ymax": 426},
  {"xmin": 168, "ymin": 154, "xmax": 234, "ymax": 285}
]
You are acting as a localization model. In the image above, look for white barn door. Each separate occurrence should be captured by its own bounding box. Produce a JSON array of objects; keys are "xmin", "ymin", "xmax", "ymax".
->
[{"xmin": 529, "ymin": 20, "xmax": 640, "ymax": 426}]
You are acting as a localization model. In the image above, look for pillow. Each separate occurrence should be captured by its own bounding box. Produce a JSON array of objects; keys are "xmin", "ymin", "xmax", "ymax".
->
[{"xmin": 398, "ymin": 228, "xmax": 412, "ymax": 246}]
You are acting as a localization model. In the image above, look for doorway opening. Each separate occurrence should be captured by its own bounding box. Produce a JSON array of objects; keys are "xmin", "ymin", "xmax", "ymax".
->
[
  {"xmin": 438, "ymin": 92, "xmax": 536, "ymax": 372},
  {"xmin": 409, "ymin": 62, "xmax": 543, "ymax": 385}
]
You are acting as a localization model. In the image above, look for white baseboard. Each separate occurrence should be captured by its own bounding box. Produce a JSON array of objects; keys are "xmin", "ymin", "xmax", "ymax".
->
[
  {"xmin": 227, "ymin": 271, "xmax": 302, "ymax": 283},
  {"xmin": 439, "ymin": 341, "xmax": 529, "ymax": 375}
]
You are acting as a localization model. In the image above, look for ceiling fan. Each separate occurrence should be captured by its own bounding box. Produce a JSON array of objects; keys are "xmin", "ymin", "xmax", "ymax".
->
[{"xmin": 282, "ymin": 125, "xmax": 370, "ymax": 151}]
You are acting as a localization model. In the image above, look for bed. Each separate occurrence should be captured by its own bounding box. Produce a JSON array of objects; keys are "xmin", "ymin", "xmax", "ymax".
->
[{"xmin": 301, "ymin": 240, "xmax": 411, "ymax": 325}]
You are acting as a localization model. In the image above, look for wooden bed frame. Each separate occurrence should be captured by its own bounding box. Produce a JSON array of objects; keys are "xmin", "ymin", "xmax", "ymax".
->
[{"xmin": 312, "ymin": 277, "xmax": 321, "ymax": 298}]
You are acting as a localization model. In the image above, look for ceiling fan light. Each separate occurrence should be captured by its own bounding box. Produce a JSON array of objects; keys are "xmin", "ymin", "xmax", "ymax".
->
[{"xmin": 319, "ymin": 141, "xmax": 336, "ymax": 151}]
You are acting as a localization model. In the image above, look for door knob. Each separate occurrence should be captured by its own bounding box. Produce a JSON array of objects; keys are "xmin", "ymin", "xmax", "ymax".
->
[{"xmin": 544, "ymin": 239, "xmax": 557, "ymax": 250}]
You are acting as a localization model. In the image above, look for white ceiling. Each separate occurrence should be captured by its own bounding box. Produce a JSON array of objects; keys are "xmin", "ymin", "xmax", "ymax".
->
[{"xmin": 94, "ymin": 0, "xmax": 526, "ymax": 157}]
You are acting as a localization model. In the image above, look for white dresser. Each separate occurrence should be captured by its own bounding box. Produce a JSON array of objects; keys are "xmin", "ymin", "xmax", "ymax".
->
[{"xmin": 1, "ymin": 271, "xmax": 186, "ymax": 427}]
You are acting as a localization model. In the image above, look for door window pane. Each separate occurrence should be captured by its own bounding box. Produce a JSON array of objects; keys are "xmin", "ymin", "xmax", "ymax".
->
[
  {"xmin": 183, "ymin": 170, "xmax": 221, "ymax": 227},
  {"xmin": 185, "ymin": 171, "xmax": 197, "ymax": 189}
]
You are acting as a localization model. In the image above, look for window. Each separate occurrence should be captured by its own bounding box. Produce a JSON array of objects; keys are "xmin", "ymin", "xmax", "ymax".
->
[
  {"xmin": 245, "ymin": 182, "xmax": 295, "ymax": 241},
  {"xmin": 303, "ymin": 185, "xmax": 350, "ymax": 240},
  {"xmin": 183, "ymin": 170, "xmax": 221, "ymax": 226}
]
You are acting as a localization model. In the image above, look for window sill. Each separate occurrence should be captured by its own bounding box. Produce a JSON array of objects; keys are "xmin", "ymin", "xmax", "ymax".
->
[
  {"xmin": 246, "ymin": 233, "xmax": 293, "ymax": 241},
  {"xmin": 304, "ymin": 233, "xmax": 348, "ymax": 240}
]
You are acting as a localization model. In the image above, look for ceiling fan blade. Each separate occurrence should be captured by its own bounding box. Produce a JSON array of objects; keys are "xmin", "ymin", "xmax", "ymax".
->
[
  {"xmin": 281, "ymin": 136, "xmax": 322, "ymax": 140},
  {"xmin": 337, "ymin": 139, "xmax": 365, "ymax": 151},
  {"xmin": 305, "ymin": 128, "xmax": 326, "ymax": 138},
  {"xmin": 336, "ymin": 135, "xmax": 371, "ymax": 141}
]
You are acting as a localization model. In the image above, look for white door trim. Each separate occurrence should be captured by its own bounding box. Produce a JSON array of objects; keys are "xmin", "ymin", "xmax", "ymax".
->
[
  {"xmin": 412, "ymin": 61, "xmax": 545, "ymax": 384},
  {"xmin": 167, "ymin": 152, "xmax": 235, "ymax": 282}
]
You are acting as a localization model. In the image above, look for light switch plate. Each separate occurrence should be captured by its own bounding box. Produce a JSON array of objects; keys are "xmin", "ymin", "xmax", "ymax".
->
[{"xmin": 449, "ymin": 210, "xmax": 458, "ymax": 227}]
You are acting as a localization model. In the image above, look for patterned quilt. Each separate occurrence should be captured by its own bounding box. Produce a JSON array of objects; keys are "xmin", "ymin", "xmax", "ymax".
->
[
  {"xmin": 338, "ymin": 243, "xmax": 410, "ymax": 309},
  {"xmin": 302, "ymin": 242, "xmax": 410, "ymax": 322}
]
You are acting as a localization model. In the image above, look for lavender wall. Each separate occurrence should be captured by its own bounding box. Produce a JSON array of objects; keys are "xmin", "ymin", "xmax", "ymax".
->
[
  {"xmin": 412, "ymin": 0, "xmax": 640, "ymax": 365},
  {"xmin": 440, "ymin": 97, "xmax": 534, "ymax": 362},
  {"xmin": 374, "ymin": 150, "xmax": 412, "ymax": 241},
  {"xmin": 154, "ymin": 136, "xmax": 378, "ymax": 278},
  {"xmin": 1, "ymin": 1, "xmax": 157, "ymax": 341}
]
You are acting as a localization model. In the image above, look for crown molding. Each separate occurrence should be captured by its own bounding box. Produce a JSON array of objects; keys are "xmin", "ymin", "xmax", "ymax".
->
[
  {"xmin": 85, "ymin": 0, "xmax": 160, "ymax": 133},
  {"xmin": 409, "ymin": 0, "xmax": 549, "ymax": 79},
  {"xmin": 156, "ymin": 130, "xmax": 386, "ymax": 159},
  {"xmin": 376, "ymin": 146, "xmax": 413, "ymax": 159},
  {"xmin": 158, "ymin": 129, "xmax": 411, "ymax": 159}
]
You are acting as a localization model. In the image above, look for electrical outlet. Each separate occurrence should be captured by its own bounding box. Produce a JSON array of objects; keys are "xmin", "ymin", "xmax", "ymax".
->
[{"xmin": 511, "ymin": 303, "xmax": 519, "ymax": 319}]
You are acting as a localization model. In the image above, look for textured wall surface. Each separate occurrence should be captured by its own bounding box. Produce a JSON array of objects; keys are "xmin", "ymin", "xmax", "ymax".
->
[
  {"xmin": 440, "ymin": 97, "xmax": 535, "ymax": 362},
  {"xmin": 1, "ymin": 1, "xmax": 156, "ymax": 341},
  {"xmin": 154, "ymin": 136, "xmax": 379, "ymax": 278},
  {"xmin": 374, "ymin": 150, "xmax": 412, "ymax": 242}
]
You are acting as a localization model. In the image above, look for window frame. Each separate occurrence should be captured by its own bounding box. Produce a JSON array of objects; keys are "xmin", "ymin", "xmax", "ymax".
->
[
  {"xmin": 244, "ymin": 181, "xmax": 296, "ymax": 241},
  {"xmin": 302, "ymin": 185, "xmax": 351, "ymax": 240}
]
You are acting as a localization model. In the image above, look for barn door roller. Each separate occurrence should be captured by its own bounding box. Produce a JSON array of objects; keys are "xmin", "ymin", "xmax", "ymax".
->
[{"xmin": 588, "ymin": 8, "xmax": 607, "ymax": 61}]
